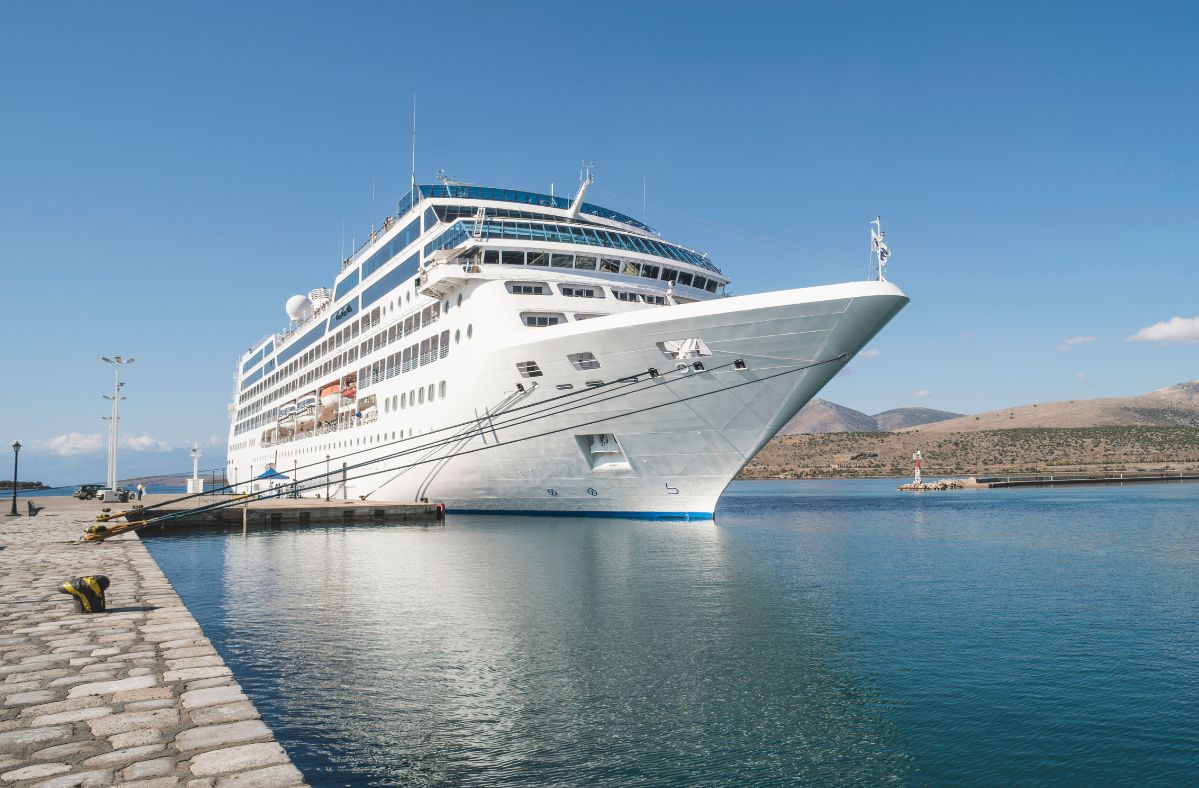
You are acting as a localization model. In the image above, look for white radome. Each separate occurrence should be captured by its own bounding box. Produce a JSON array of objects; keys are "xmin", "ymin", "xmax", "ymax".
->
[{"xmin": 285, "ymin": 294, "xmax": 313, "ymax": 322}]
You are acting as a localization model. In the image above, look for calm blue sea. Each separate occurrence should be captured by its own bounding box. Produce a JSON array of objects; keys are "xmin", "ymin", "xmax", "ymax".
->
[{"xmin": 143, "ymin": 480, "xmax": 1199, "ymax": 786}]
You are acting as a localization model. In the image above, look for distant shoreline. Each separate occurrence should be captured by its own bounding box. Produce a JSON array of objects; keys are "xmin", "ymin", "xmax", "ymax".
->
[
  {"xmin": 0, "ymin": 481, "xmax": 52, "ymax": 490},
  {"xmin": 739, "ymin": 426, "xmax": 1199, "ymax": 480}
]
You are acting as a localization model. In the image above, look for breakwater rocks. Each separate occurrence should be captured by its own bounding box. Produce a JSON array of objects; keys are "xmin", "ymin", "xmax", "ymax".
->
[
  {"xmin": 898, "ymin": 479, "xmax": 975, "ymax": 491},
  {"xmin": 0, "ymin": 508, "xmax": 307, "ymax": 786}
]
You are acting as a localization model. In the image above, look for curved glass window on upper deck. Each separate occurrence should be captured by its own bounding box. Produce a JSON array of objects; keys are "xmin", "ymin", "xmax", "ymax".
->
[
  {"xmin": 426, "ymin": 220, "xmax": 722, "ymax": 276},
  {"xmin": 397, "ymin": 184, "xmax": 655, "ymax": 233}
]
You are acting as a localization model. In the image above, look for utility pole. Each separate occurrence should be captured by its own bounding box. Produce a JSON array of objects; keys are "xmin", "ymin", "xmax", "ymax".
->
[{"xmin": 101, "ymin": 356, "xmax": 134, "ymax": 496}]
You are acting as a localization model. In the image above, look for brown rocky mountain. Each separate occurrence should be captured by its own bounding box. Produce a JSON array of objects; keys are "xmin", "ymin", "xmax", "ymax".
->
[
  {"xmin": 902, "ymin": 380, "xmax": 1199, "ymax": 432},
  {"xmin": 778, "ymin": 400, "xmax": 963, "ymax": 434},
  {"xmin": 778, "ymin": 399, "xmax": 879, "ymax": 434},
  {"xmin": 874, "ymin": 407, "xmax": 966, "ymax": 431}
]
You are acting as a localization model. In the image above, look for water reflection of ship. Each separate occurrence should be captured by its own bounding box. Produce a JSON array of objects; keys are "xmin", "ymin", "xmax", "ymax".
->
[{"xmin": 214, "ymin": 515, "xmax": 908, "ymax": 783}]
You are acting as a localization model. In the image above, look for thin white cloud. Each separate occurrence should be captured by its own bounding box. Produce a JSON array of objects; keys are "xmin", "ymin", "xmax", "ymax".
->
[
  {"xmin": 1128, "ymin": 316, "xmax": 1199, "ymax": 344},
  {"xmin": 914, "ymin": 388, "xmax": 931, "ymax": 399},
  {"xmin": 857, "ymin": 349, "xmax": 880, "ymax": 358},
  {"xmin": 120, "ymin": 434, "xmax": 174, "ymax": 452},
  {"xmin": 38, "ymin": 432, "xmax": 177, "ymax": 456},
  {"xmin": 1057, "ymin": 336, "xmax": 1096, "ymax": 351},
  {"xmin": 41, "ymin": 432, "xmax": 105, "ymax": 456},
  {"xmin": 1075, "ymin": 372, "xmax": 1094, "ymax": 386}
]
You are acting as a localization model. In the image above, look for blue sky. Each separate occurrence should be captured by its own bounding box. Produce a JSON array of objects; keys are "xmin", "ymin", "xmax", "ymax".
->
[{"xmin": 2, "ymin": 1, "xmax": 1197, "ymax": 484}]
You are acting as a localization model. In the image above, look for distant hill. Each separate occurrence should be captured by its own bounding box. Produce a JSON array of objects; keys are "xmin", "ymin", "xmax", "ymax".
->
[
  {"xmin": 903, "ymin": 380, "xmax": 1199, "ymax": 432},
  {"xmin": 874, "ymin": 407, "xmax": 965, "ymax": 431},
  {"xmin": 779, "ymin": 399, "xmax": 879, "ymax": 434},
  {"xmin": 778, "ymin": 400, "xmax": 962, "ymax": 435}
]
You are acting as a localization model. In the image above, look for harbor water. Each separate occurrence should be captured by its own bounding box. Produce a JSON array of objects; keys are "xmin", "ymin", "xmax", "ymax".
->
[{"xmin": 144, "ymin": 480, "xmax": 1199, "ymax": 785}]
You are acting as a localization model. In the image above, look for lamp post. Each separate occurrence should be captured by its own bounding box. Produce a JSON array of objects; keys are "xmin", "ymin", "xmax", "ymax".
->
[
  {"xmin": 7, "ymin": 441, "xmax": 20, "ymax": 516},
  {"xmin": 101, "ymin": 355, "xmax": 134, "ymax": 494}
]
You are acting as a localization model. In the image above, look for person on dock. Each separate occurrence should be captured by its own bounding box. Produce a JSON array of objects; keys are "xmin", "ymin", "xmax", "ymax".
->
[{"xmin": 137, "ymin": 482, "xmax": 145, "ymax": 500}]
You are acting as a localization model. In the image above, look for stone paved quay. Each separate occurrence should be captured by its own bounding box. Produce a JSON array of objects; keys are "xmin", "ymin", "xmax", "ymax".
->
[{"xmin": 0, "ymin": 498, "xmax": 307, "ymax": 787}]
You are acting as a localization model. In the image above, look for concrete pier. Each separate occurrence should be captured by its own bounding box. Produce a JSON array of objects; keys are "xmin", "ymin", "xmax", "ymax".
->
[
  {"xmin": 0, "ymin": 500, "xmax": 308, "ymax": 786},
  {"xmin": 125, "ymin": 495, "xmax": 442, "ymax": 534}
]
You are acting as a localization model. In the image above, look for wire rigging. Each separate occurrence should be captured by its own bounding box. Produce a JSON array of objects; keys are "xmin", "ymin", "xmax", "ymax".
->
[{"xmin": 84, "ymin": 352, "xmax": 847, "ymax": 540}]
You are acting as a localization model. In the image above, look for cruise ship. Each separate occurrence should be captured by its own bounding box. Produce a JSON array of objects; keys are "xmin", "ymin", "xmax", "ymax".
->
[{"xmin": 227, "ymin": 176, "xmax": 907, "ymax": 517}]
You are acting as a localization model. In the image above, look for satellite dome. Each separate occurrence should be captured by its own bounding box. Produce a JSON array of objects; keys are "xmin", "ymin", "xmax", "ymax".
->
[{"xmin": 285, "ymin": 294, "xmax": 314, "ymax": 322}]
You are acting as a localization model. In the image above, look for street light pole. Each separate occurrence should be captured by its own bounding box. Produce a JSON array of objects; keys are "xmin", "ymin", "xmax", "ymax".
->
[
  {"xmin": 101, "ymin": 355, "xmax": 134, "ymax": 493},
  {"xmin": 7, "ymin": 441, "xmax": 20, "ymax": 516}
]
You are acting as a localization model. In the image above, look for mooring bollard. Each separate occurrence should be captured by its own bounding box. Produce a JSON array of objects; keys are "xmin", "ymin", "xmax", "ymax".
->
[{"xmin": 59, "ymin": 575, "xmax": 111, "ymax": 613}]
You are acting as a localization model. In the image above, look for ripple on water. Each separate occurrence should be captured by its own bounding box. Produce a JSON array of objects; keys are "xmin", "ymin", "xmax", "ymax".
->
[{"xmin": 146, "ymin": 480, "xmax": 1199, "ymax": 786}]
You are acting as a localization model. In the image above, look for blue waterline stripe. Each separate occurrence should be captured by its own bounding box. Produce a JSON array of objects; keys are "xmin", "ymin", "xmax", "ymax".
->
[{"xmin": 446, "ymin": 508, "xmax": 714, "ymax": 521}]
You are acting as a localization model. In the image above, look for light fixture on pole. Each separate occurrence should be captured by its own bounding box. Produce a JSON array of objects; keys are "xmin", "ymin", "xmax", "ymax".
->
[
  {"xmin": 101, "ymin": 356, "xmax": 134, "ymax": 499},
  {"xmin": 7, "ymin": 441, "xmax": 20, "ymax": 517}
]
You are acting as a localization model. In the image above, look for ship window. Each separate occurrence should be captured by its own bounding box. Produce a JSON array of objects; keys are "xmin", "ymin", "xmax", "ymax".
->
[
  {"xmin": 483, "ymin": 250, "xmax": 499, "ymax": 265},
  {"xmin": 600, "ymin": 258, "xmax": 621, "ymax": 273},
  {"xmin": 401, "ymin": 393, "xmax": 406, "ymax": 408},
  {"xmin": 507, "ymin": 282, "xmax": 548, "ymax": 295},
  {"xmin": 560, "ymin": 285, "xmax": 602, "ymax": 298},
  {"xmin": 551, "ymin": 254, "xmax": 574, "ymax": 268},
  {"xmin": 568, "ymin": 352, "xmax": 600, "ymax": 371},
  {"xmin": 501, "ymin": 251, "xmax": 524, "ymax": 266},
  {"xmin": 613, "ymin": 290, "xmax": 640, "ymax": 302},
  {"xmin": 661, "ymin": 267, "xmax": 678, "ymax": 283},
  {"xmin": 427, "ymin": 384, "xmax": 434, "ymax": 401},
  {"xmin": 676, "ymin": 271, "xmax": 694, "ymax": 287},
  {"xmin": 516, "ymin": 361, "xmax": 543, "ymax": 378},
  {"xmin": 439, "ymin": 381, "xmax": 446, "ymax": 398},
  {"xmin": 622, "ymin": 260, "xmax": 640, "ymax": 277},
  {"xmin": 527, "ymin": 252, "xmax": 549, "ymax": 266},
  {"xmin": 418, "ymin": 387, "xmax": 425, "ymax": 404},
  {"xmin": 693, "ymin": 276, "xmax": 707, "ymax": 291},
  {"xmin": 467, "ymin": 324, "xmax": 473, "ymax": 338},
  {"xmin": 706, "ymin": 279, "xmax": 718, "ymax": 293},
  {"xmin": 522, "ymin": 312, "xmax": 565, "ymax": 327},
  {"xmin": 454, "ymin": 330, "xmax": 460, "ymax": 344},
  {"xmin": 575, "ymin": 255, "xmax": 597, "ymax": 270}
]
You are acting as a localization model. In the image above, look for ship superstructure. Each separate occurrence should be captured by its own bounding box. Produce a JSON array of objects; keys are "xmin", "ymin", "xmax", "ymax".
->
[{"xmin": 227, "ymin": 177, "xmax": 907, "ymax": 516}]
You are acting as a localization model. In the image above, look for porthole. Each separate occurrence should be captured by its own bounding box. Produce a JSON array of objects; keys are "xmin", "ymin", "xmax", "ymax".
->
[
  {"xmin": 454, "ymin": 329, "xmax": 460, "ymax": 344},
  {"xmin": 427, "ymin": 384, "xmax": 434, "ymax": 401},
  {"xmin": 438, "ymin": 381, "xmax": 446, "ymax": 398},
  {"xmin": 384, "ymin": 399, "xmax": 390, "ymax": 414},
  {"xmin": 467, "ymin": 324, "xmax": 473, "ymax": 339},
  {"xmin": 410, "ymin": 389, "xmax": 415, "ymax": 404},
  {"xmin": 401, "ymin": 393, "xmax": 407, "ymax": 408},
  {"xmin": 457, "ymin": 293, "xmax": 463, "ymax": 306},
  {"xmin": 418, "ymin": 388, "xmax": 425, "ymax": 404}
]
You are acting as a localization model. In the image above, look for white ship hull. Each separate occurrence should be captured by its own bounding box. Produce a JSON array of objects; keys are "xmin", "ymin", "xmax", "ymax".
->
[{"xmin": 234, "ymin": 280, "xmax": 905, "ymax": 518}]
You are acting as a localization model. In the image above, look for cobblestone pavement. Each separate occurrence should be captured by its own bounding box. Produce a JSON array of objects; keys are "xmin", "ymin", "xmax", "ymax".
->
[{"xmin": 0, "ymin": 502, "xmax": 307, "ymax": 787}]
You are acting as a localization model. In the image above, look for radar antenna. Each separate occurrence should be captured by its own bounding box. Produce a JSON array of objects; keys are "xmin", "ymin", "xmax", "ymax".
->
[{"xmin": 569, "ymin": 161, "xmax": 595, "ymax": 219}]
